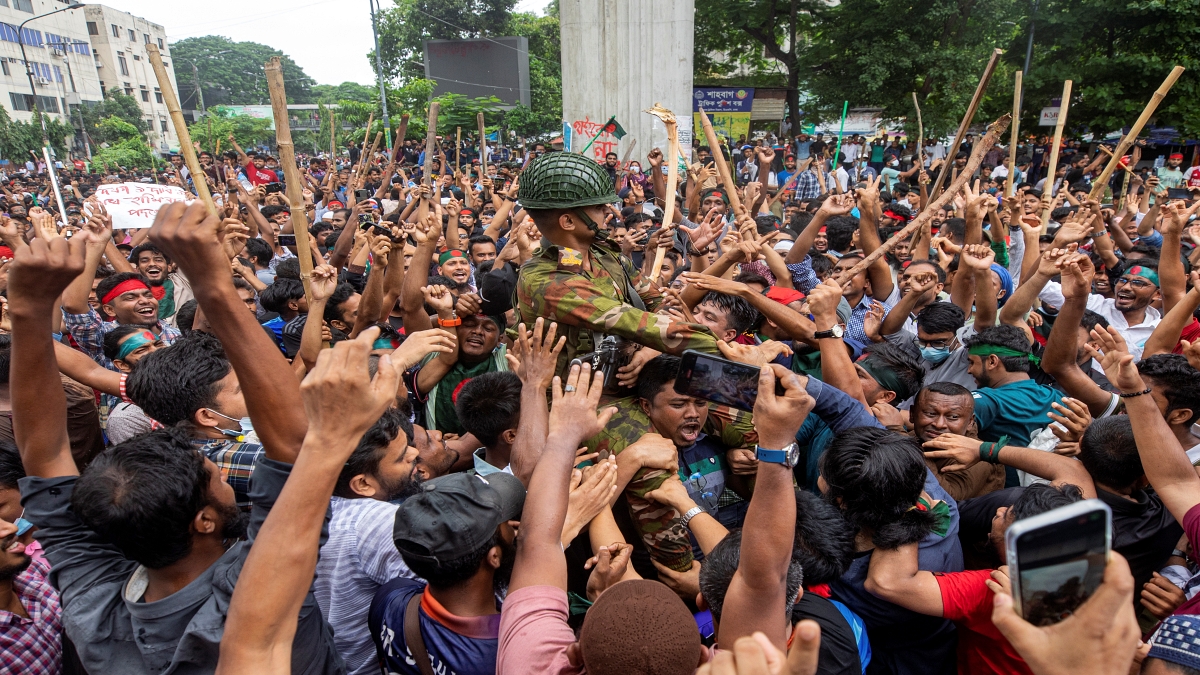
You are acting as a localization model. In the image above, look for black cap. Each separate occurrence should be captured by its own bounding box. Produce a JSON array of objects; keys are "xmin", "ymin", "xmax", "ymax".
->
[{"xmin": 393, "ymin": 472, "xmax": 525, "ymax": 564}]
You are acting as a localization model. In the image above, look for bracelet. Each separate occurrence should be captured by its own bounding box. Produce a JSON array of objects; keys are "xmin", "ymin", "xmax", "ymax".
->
[
  {"xmin": 1172, "ymin": 548, "xmax": 1188, "ymax": 559},
  {"xmin": 680, "ymin": 506, "xmax": 704, "ymax": 528},
  {"xmin": 437, "ymin": 316, "xmax": 462, "ymax": 327},
  {"xmin": 978, "ymin": 435, "xmax": 1009, "ymax": 464},
  {"xmin": 1119, "ymin": 387, "xmax": 1152, "ymax": 399}
]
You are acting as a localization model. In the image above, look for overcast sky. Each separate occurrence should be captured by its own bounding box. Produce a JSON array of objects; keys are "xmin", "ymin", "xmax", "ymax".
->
[{"xmin": 96, "ymin": 0, "xmax": 549, "ymax": 86}]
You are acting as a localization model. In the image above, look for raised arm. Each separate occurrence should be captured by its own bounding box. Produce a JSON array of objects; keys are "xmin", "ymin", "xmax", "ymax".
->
[
  {"xmin": 1160, "ymin": 201, "xmax": 1200, "ymax": 313},
  {"xmin": 349, "ymin": 234, "xmax": 391, "ymax": 338},
  {"xmin": 1144, "ymin": 274, "xmax": 1200, "ymax": 358},
  {"xmin": 854, "ymin": 176, "xmax": 895, "ymax": 301},
  {"xmin": 509, "ymin": 363, "xmax": 615, "ymax": 594},
  {"xmin": 808, "ymin": 279, "xmax": 869, "ymax": 407},
  {"xmin": 53, "ymin": 341, "xmax": 123, "ymax": 396},
  {"xmin": 399, "ymin": 210, "xmax": 440, "ymax": 332},
  {"xmin": 922, "ymin": 433, "xmax": 1096, "ymax": 498},
  {"xmin": 1041, "ymin": 254, "xmax": 1116, "ymax": 417},
  {"xmin": 506, "ymin": 319, "xmax": 563, "ymax": 485},
  {"xmin": 217, "ymin": 329, "xmax": 397, "ymax": 675},
  {"xmin": 717, "ymin": 364, "xmax": 814, "ymax": 649},
  {"xmin": 150, "ymin": 205, "xmax": 308, "ymax": 463},
  {"xmin": 9, "ymin": 236, "xmax": 89, "ymax": 478}
]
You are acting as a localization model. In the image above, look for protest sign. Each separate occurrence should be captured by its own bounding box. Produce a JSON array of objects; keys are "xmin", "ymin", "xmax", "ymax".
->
[{"xmin": 92, "ymin": 182, "xmax": 193, "ymax": 229}]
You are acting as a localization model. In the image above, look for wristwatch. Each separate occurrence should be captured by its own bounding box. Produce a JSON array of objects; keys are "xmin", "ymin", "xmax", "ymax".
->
[
  {"xmin": 756, "ymin": 442, "xmax": 801, "ymax": 468},
  {"xmin": 437, "ymin": 312, "xmax": 462, "ymax": 327},
  {"xmin": 680, "ymin": 506, "xmax": 704, "ymax": 528},
  {"xmin": 813, "ymin": 325, "xmax": 844, "ymax": 340}
]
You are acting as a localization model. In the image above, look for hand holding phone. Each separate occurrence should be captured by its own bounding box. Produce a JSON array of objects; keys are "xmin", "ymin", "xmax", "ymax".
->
[
  {"xmin": 674, "ymin": 350, "xmax": 784, "ymax": 412},
  {"xmin": 1005, "ymin": 499, "xmax": 1110, "ymax": 625}
]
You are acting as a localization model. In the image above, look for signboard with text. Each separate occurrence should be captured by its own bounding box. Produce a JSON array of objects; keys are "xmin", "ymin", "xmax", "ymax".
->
[
  {"xmin": 93, "ymin": 183, "xmax": 192, "ymax": 229},
  {"xmin": 693, "ymin": 87, "xmax": 755, "ymax": 113},
  {"xmin": 1039, "ymin": 107, "xmax": 1061, "ymax": 126}
]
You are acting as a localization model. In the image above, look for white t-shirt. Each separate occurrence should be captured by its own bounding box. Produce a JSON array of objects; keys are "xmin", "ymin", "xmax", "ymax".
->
[{"xmin": 1038, "ymin": 281, "xmax": 1161, "ymax": 361}]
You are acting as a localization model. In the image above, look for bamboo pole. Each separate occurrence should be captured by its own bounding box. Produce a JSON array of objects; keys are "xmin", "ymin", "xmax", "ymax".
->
[
  {"xmin": 929, "ymin": 48, "xmax": 1003, "ymax": 200},
  {"xmin": 356, "ymin": 112, "xmax": 375, "ymax": 177},
  {"xmin": 390, "ymin": 113, "xmax": 410, "ymax": 162},
  {"xmin": 477, "ymin": 112, "xmax": 488, "ymax": 178},
  {"xmin": 1087, "ymin": 66, "xmax": 1186, "ymax": 201},
  {"xmin": 912, "ymin": 92, "xmax": 925, "ymax": 173},
  {"xmin": 644, "ymin": 104, "xmax": 680, "ymax": 281},
  {"xmin": 263, "ymin": 56, "xmax": 316, "ymax": 306},
  {"xmin": 146, "ymin": 44, "xmax": 216, "ymax": 217},
  {"xmin": 837, "ymin": 114, "xmax": 1012, "ymax": 285},
  {"xmin": 455, "ymin": 126, "xmax": 461, "ymax": 173},
  {"xmin": 1006, "ymin": 71, "xmax": 1022, "ymax": 197},
  {"xmin": 358, "ymin": 131, "xmax": 382, "ymax": 185},
  {"xmin": 697, "ymin": 109, "xmax": 746, "ymax": 220},
  {"xmin": 1097, "ymin": 145, "xmax": 1136, "ymax": 176},
  {"xmin": 329, "ymin": 110, "xmax": 336, "ymax": 163},
  {"xmin": 1039, "ymin": 80, "xmax": 1073, "ymax": 232},
  {"xmin": 423, "ymin": 102, "xmax": 440, "ymax": 187}
]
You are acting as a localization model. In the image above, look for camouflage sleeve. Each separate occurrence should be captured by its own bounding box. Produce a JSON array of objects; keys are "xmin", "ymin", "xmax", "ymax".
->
[
  {"xmin": 627, "ymin": 259, "xmax": 665, "ymax": 313},
  {"xmin": 707, "ymin": 404, "xmax": 759, "ymax": 449},
  {"xmin": 522, "ymin": 267, "xmax": 720, "ymax": 357}
]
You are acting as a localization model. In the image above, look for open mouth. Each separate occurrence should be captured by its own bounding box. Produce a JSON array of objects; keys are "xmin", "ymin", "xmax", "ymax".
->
[
  {"xmin": 136, "ymin": 306, "xmax": 156, "ymax": 318},
  {"xmin": 0, "ymin": 536, "xmax": 23, "ymax": 555},
  {"xmin": 679, "ymin": 422, "xmax": 701, "ymax": 443}
]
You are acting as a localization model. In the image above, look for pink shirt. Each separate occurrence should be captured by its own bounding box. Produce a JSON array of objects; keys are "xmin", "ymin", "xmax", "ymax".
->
[{"xmin": 497, "ymin": 585, "xmax": 584, "ymax": 675}]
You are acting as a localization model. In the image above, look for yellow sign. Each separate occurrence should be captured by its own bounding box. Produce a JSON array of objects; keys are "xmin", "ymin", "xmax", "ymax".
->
[{"xmin": 694, "ymin": 112, "xmax": 751, "ymax": 147}]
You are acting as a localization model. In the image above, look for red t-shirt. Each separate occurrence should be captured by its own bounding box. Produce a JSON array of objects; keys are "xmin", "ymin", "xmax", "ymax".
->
[
  {"xmin": 246, "ymin": 165, "xmax": 278, "ymax": 186},
  {"xmin": 936, "ymin": 569, "xmax": 1034, "ymax": 675},
  {"xmin": 1172, "ymin": 319, "xmax": 1200, "ymax": 355},
  {"xmin": 1173, "ymin": 504, "xmax": 1200, "ymax": 615}
]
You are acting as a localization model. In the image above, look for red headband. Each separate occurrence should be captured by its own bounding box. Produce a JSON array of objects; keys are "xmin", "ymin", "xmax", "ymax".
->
[{"xmin": 101, "ymin": 279, "xmax": 150, "ymax": 305}]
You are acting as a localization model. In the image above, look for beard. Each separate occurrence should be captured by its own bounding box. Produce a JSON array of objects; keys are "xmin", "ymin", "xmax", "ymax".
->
[
  {"xmin": 379, "ymin": 470, "xmax": 424, "ymax": 503},
  {"xmin": 215, "ymin": 499, "xmax": 250, "ymax": 542},
  {"xmin": 0, "ymin": 553, "xmax": 31, "ymax": 582}
]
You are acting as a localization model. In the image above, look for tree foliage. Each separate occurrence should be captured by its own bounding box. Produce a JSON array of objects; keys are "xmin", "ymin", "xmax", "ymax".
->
[
  {"xmin": 1012, "ymin": 0, "xmax": 1200, "ymax": 138},
  {"xmin": 0, "ymin": 107, "xmax": 74, "ymax": 162},
  {"xmin": 312, "ymin": 82, "xmax": 378, "ymax": 104},
  {"xmin": 79, "ymin": 91, "xmax": 150, "ymax": 145},
  {"xmin": 90, "ymin": 116, "xmax": 155, "ymax": 170},
  {"xmin": 170, "ymin": 36, "xmax": 317, "ymax": 107},
  {"xmin": 187, "ymin": 106, "xmax": 276, "ymax": 153}
]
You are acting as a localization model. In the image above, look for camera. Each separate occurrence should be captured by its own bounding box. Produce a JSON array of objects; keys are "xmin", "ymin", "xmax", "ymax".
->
[{"xmin": 263, "ymin": 182, "xmax": 284, "ymax": 194}]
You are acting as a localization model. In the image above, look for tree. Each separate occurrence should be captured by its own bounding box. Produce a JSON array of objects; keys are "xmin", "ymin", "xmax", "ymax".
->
[
  {"xmin": 312, "ymin": 82, "xmax": 378, "ymax": 104},
  {"xmin": 89, "ymin": 116, "xmax": 155, "ymax": 170},
  {"xmin": 508, "ymin": 9, "xmax": 561, "ymax": 138},
  {"xmin": 797, "ymin": 0, "xmax": 1021, "ymax": 136},
  {"xmin": 694, "ymin": 0, "xmax": 822, "ymax": 135},
  {"xmin": 0, "ymin": 107, "xmax": 74, "ymax": 162},
  {"xmin": 187, "ymin": 106, "xmax": 275, "ymax": 153},
  {"xmin": 170, "ymin": 36, "xmax": 317, "ymax": 108},
  {"xmin": 79, "ymin": 91, "xmax": 149, "ymax": 145},
  {"xmin": 1012, "ymin": 0, "xmax": 1200, "ymax": 139}
]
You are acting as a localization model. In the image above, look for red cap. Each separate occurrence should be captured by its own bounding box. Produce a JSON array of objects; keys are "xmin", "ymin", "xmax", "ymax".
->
[{"xmin": 766, "ymin": 286, "xmax": 805, "ymax": 305}]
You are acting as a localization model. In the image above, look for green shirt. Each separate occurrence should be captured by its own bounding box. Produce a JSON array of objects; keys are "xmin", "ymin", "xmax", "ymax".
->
[{"xmin": 971, "ymin": 378, "xmax": 1064, "ymax": 447}]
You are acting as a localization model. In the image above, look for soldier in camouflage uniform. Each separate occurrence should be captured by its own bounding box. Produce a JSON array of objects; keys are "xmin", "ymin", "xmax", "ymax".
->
[
  {"xmin": 513, "ymin": 152, "xmax": 723, "ymax": 377},
  {"xmin": 514, "ymin": 152, "xmax": 749, "ymax": 574}
]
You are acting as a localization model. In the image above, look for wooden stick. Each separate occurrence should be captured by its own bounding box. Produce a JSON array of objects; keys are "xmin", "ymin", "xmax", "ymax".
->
[
  {"xmin": 455, "ymin": 126, "xmax": 461, "ymax": 173},
  {"xmin": 1088, "ymin": 66, "xmax": 1186, "ymax": 201},
  {"xmin": 359, "ymin": 131, "xmax": 382, "ymax": 185},
  {"xmin": 146, "ymin": 45, "xmax": 216, "ymax": 217},
  {"xmin": 1006, "ymin": 71, "xmax": 1022, "ymax": 197},
  {"xmin": 329, "ymin": 110, "xmax": 336, "ymax": 162},
  {"xmin": 912, "ymin": 92, "xmax": 925, "ymax": 172},
  {"xmin": 355, "ymin": 112, "xmax": 374, "ymax": 177},
  {"xmin": 264, "ymin": 56, "xmax": 316, "ymax": 306},
  {"xmin": 390, "ymin": 113, "xmax": 410, "ymax": 162},
  {"xmin": 644, "ymin": 104, "xmax": 679, "ymax": 281},
  {"xmin": 837, "ymin": 114, "xmax": 1012, "ymax": 285},
  {"xmin": 1097, "ymin": 145, "xmax": 1135, "ymax": 175},
  {"xmin": 477, "ymin": 112, "xmax": 487, "ymax": 178},
  {"xmin": 929, "ymin": 48, "xmax": 1003, "ymax": 200},
  {"xmin": 423, "ymin": 102, "xmax": 440, "ymax": 187},
  {"xmin": 697, "ymin": 109, "xmax": 746, "ymax": 219},
  {"xmin": 1039, "ymin": 80, "xmax": 1073, "ymax": 232}
]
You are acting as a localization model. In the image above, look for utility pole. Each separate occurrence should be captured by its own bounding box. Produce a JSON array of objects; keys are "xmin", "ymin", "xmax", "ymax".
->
[
  {"xmin": 370, "ymin": 0, "xmax": 392, "ymax": 151},
  {"xmin": 190, "ymin": 61, "xmax": 206, "ymax": 113}
]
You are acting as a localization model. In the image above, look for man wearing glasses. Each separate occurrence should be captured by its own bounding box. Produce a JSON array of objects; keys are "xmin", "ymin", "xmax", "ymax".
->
[{"xmin": 1039, "ymin": 259, "xmax": 1162, "ymax": 361}]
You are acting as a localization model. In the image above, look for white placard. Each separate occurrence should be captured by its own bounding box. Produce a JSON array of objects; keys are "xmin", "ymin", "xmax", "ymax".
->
[{"xmin": 92, "ymin": 183, "xmax": 193, "ymax": 229}]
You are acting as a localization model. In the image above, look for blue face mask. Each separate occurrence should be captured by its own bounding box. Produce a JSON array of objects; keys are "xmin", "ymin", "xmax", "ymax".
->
[
  {"xmin": 14, "ymin": 517, "xmax": 33, "ymax": 536},
  {"xmin": 921, "ymin": 346, "xmax": 952, "ymax": 365}
]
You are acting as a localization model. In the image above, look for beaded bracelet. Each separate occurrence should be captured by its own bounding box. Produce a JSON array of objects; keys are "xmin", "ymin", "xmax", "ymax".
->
[{"xmin": 1119, "ymin": 387, "xmax": 1153, "ymax": 399}]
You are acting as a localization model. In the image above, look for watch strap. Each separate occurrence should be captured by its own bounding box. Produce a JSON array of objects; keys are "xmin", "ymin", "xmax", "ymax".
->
[
  {"xmin": 680, "ymin": 506, "xmax": 704, "ymax": 528},
  {"xmin": 756, "ymin": 447, "xmax": 790, "ymax": 464},
  {"xmin": 813, "ymin": 329, "xmax": 837, "ymax": 339}
]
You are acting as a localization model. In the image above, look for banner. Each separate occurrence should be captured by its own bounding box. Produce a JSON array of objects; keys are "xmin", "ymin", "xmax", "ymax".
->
[
  {"xmin": 93, "ymin": 183, "xmax": 192, "ymax": 229},
  {"xmin": 694, "ymin": 112, "xmax": 751, "ymax": 148},
  {"xmin": 693, "ymin": 87, "xmax": 755, "ymax": 113}
]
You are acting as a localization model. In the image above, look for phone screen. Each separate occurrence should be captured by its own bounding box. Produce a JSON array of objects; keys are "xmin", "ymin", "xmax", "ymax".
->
[
  {"xmin": 278, "ymin": 234, "xmax": 297, "ymax": 247},
  {"xmin": 1008, "ymin": 501, "xmax": 1109, "ymax": 626},
  {"xmin": 1166, "ymin": 188, "xmax": 1192, "ymax": 201},
  {"xmin": 674, "ymin": 350, "xmax": 764, "ymax": 412}
]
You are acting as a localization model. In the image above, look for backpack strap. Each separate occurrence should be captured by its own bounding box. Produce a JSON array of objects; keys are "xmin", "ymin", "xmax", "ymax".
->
[{"xmin": 404, "ymin": 593, "xmax": 436, "ymax": 675}]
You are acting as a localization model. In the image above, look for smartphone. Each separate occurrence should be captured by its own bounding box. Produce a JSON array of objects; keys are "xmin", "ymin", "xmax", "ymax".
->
[
  {"xmin": 440, "ymin": 197, "xmax": 451, "ymax": 206},
  {"xmin": 1006, "ymin": 499, "xmax": 1111, "ymax": 626},
  {"xmin": 264, "ymin": 182, "xmax": 284, "ymax": 194},
  {"xmin": 1166, "ymin": 187, "xmax": 1193, "ymax": 201},
  {"xmin": 371, "ymin": 224, "xmax": 397, "ymax": 241},
  {"xmin": 674, "ymin": 349, "xmax": 780, "ymax": 412},
  {"xmin": 359, "ymin": 213, "xmax": 375, "ymax": 227},
  {"xmin": 354, "ymin": 189, "xmax": 371, "ymax": 201},
  {"xmin": 278, "ymin": 234, "xmax": 297, "ymax": 247}
]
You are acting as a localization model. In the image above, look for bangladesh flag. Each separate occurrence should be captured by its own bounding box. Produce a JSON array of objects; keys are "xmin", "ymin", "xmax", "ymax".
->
[{"xmin": 601, "ymin": 116, "xmax": 627, "ymax": 139}]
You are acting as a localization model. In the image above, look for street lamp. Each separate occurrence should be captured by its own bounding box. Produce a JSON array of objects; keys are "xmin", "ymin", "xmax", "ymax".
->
[
  {"xmin": 17, "ymin": 1, "xmax": 83, "ymax": 225},
  {"xmin": 369, "ymin": 0, "xmax": 392, "ymax": 151}
]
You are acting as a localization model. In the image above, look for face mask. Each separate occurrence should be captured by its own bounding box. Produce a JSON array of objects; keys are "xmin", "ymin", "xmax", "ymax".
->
[
  {"xmin": 206, "ymin": 408, "xmax": 253, "ymax": 442},
  {"xmin": 921, "ymin": 346, "xmax": 952, "ymax": 365},
  {"xmin": 14, "ymin": 517, "xmax": 33, "ymax": 536},
  {"xmin": 629, "ymin": 165, "xmax": 641, "ymax": 174}
]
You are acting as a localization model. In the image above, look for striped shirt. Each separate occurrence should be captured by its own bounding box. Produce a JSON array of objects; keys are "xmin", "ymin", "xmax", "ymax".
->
[
  {"xmin": 61, "ymin": 307, "xmax": 180, "ymax": 371},
  {"xmin": 315, "ymin": 496, "xmax": 417, "ymax": 675},
  {"xmin": 0, "ymin": 555, "xmax": 62, "ymax": 675}
]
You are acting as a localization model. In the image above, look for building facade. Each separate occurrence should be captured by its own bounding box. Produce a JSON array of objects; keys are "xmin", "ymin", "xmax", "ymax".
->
[
  {"xmin": 0, "ymin": 0, "xmax": 103, "ymax": 155},
  {"xmin": 84, "ymin": 4, "xmax": 180, "ymax": 152}
]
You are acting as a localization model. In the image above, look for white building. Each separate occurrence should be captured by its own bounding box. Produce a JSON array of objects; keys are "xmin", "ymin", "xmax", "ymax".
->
[
  {"xmin": 84, "ymin": 4, "xmax": 181, "ymax": 152},
  {"xmin": 0, "ymin": 0, "xmax": 103, "ymax": 154}
]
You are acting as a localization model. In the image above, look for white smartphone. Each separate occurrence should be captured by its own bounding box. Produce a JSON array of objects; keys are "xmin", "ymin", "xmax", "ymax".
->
[{"xmin": 1006, "ymin": 498, "xmax": 1110, "ymax": 626}]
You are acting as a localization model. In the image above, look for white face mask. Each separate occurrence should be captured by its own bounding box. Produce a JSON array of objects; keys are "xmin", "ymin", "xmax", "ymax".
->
[{"xmin": 629, "ymin": 165, "xmax": 641, "ymax": 174}]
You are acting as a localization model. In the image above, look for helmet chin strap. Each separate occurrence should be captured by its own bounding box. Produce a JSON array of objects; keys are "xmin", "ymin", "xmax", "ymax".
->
[{"xmin": 572, "ymin": 208, "xmax": 604, "ymax": 238}]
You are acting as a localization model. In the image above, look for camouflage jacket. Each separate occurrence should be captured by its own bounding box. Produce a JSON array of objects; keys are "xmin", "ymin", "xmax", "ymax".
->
[
  {"xmin": 586, "ymin": 397, "xmax": 758, "ymax": 572},
  {"xmin": 513, "ymin": 241, "xmax": 720, "ymax": 377}
]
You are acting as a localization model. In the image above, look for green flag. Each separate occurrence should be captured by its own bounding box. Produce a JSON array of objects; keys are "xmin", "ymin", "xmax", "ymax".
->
[{"xmin": 601, "ymin": 116, "xmax": 627, "ymax": 140}]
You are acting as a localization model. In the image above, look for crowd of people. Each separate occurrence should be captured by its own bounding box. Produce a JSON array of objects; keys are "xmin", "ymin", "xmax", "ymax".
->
[{"xmin": 0, "ymin": 120, "xmax": 1198, "ymax": 675}]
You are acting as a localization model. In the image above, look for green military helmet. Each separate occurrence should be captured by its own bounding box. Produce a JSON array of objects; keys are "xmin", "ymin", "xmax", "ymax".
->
[{"xmin": 516, "ymin": 152, "xmax": 618, "ymax": 209}]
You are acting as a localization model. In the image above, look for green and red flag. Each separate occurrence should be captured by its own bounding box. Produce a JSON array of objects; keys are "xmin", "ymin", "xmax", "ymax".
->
[{"xmin": 601, "ymin": 115, "xmax": 627, "ymax": 140}]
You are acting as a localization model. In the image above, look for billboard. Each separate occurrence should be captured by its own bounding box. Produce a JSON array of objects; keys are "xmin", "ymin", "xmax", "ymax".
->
[
  {"xmin": 424, "ymin": 37, "xmax": 530, "ymax": 108},
  {"xmin": 693, "ymin": 87, "xmax": 755, "ymax": 112}
]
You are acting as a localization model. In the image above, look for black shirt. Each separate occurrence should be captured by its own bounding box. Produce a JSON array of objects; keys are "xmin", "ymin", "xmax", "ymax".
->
[
  {"xmin": 792, "ymin": 593, "xmax": 863, "ymax": 675},
  {"xmin": 1099, "ymin": 487, "xmax": 1182, "ymax": 597}
]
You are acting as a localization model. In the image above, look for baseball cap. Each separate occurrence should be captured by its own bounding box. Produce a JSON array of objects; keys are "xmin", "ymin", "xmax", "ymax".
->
[{"xmin": 392, "ymin": 472, "xmax": 525, "ymax": 564}]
